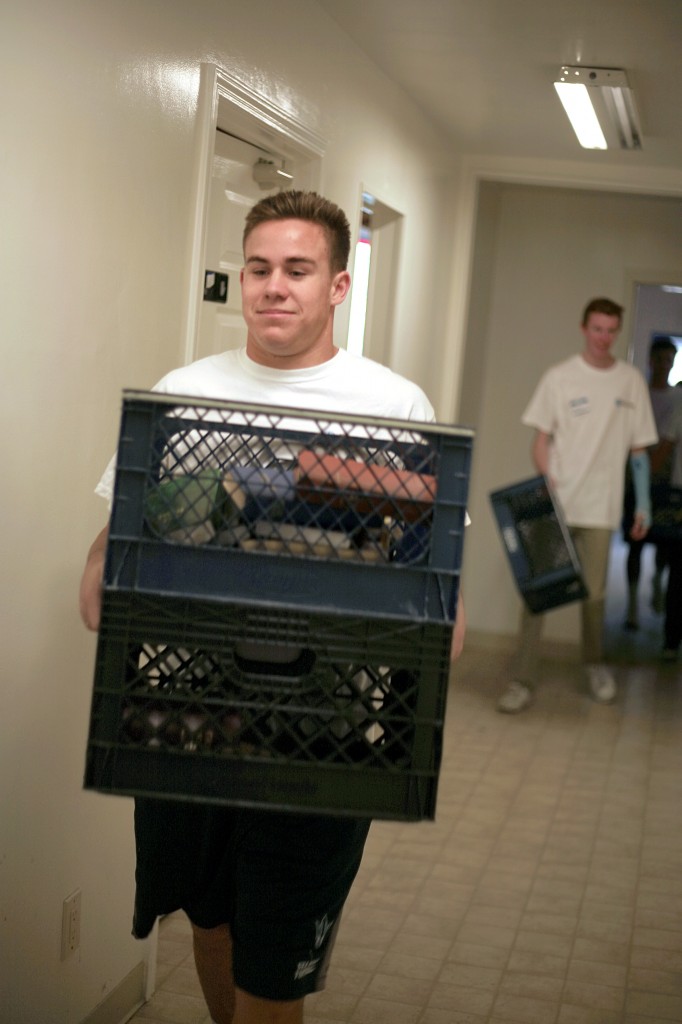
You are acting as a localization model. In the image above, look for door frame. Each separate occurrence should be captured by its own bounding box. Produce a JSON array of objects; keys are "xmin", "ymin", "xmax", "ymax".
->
[{"xmin": 183, "ymin": 63, "xmax": 326, "ymax": 364}]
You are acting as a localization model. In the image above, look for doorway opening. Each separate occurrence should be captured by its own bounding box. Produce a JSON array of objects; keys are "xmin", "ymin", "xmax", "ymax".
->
[
  {"xmin": 607, "ymin": 277, "xmax": 682, "ymax": 655},
  {"xmin": 347, "ymin": 191, "xmax": 402, "ymax": 365},
  {"xmin": 183, "ymin": 63, "xmax": 325, "ymax": 365},
  {"xmin": 196, "ymin": 130, "xmax": 294, "ymax": 361},
  {"xmin": 629, "ymin": 279, "xmax": 682, "ymax": 381}
]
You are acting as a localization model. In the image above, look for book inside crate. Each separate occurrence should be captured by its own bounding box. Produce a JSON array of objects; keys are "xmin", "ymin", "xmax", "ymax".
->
[{"xmin": 86, "ymin": 393, "xmax": 473, "ymax": 819}]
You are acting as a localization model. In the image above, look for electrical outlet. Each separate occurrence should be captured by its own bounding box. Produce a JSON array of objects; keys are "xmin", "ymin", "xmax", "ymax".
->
[{"xmin": 61, "ymin": 889, "xmax": 81, "ymax": 960}]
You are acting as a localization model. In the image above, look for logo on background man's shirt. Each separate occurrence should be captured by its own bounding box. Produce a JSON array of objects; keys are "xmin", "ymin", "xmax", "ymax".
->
[
  {"xmin": 569, "ymin": 396, "xmax": 590, "ymax": 416},
  {"xmin": 615, "ymin": 397, "xmax": 635, "ymax": 408}
]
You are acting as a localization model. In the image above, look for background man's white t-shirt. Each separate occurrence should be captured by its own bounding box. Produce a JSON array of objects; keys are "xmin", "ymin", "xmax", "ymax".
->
[{"xmin": 522, "ymin": 354, "xmax": 657, "ymax": 529}]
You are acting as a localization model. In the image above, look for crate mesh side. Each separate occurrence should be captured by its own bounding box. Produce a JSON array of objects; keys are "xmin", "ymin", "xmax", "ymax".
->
[
  {"xmin": 88, "ymin": 592, "xmax": 449, "ymax": 775},
  {"xmin": 110, "ymin": 399, "xmax": 469, "ymax": 583}
]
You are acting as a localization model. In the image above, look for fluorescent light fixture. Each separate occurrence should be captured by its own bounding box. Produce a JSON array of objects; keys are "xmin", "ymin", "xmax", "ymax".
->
[
  {"xmin": 252, "ymin": 158, "xmax": 294, "ymax": 190},
  {"xmin": 554, "ymin": 66, "xmax": 642, "ymax": 151},
  {"xmin": 554, "ymin": 80, "xmax": 607, "ymax": 149}
]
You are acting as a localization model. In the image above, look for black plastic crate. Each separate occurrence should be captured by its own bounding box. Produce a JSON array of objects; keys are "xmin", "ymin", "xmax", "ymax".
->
[
  {"xmin": 85, "ymin": 590, "xmax": 452, "ymax": 820},
  {"xmin": 104, "ymin": 391, "xmax": 472, "ymax": 624},
  {"xmin": 490, "ymin": 475, "xmax": 587, "ymax": 613},
  {"xmin": 85, "ymin": 392, "xmax": 473, "ymax": 819}
]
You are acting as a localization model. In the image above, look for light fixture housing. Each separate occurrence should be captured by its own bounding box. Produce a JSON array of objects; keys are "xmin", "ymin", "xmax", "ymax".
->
[
  {"xmin": 252, "ymin": 158, "xmax": 294, "ymax": 191},
  {"xmin": 554, "ymin": 66, "xmax": 642, "ymax": 151}
]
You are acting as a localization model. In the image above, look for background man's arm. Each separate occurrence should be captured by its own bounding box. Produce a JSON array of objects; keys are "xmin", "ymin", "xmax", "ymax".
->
[
  {"xmin": 531, "ymin": 430, "xmax": 553, "ymax": 480},
  {"xmin": 629, "ymin": 447, "xmax": 652, "ymax": 542}
]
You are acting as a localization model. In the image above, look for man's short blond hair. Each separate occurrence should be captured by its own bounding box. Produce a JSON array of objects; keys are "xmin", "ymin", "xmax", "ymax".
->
[
  {"xmin": 243, "ymin": 190, "xmax": 351, "ymax": 273},
  {"xmin": 581, "ymin": 297, "xmax": 624, "ymax": 326}
]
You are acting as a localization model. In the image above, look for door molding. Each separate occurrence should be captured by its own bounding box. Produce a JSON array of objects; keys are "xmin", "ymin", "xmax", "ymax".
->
[
  {"xmin": 213, "ymin": 67, "xmax": 326, "ymax": 160},
  {"xmin": 183, "ymin": 63, "xmax": 326, "ymax": 363}
]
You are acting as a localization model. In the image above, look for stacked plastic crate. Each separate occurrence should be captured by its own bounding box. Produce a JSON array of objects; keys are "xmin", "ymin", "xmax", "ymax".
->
[{"xmin": 85, "ymin": 391, "xmax": 473, "ymax": 820}]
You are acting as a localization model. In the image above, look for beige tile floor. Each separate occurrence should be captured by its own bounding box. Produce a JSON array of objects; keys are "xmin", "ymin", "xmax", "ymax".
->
[{"xmin": 130, "ymin": 539, "xmax": 682, "ymax": 1024}]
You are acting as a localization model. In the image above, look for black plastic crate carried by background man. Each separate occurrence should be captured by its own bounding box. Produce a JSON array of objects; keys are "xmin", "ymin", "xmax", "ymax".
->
[{"xmin": 85, "ymin": 391, "xmax": 473, "ymax": 821}]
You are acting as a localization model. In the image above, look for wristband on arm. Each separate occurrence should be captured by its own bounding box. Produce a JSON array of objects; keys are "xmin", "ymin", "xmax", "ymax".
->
[{"xmin": 630, "ymin": 450, "xmax": 652, "ymax": 528}]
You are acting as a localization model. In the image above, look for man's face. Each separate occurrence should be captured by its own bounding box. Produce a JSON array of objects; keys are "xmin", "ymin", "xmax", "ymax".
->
[
  {"xmin": 240, "ymin": 218, "xmax": 350, "ymax": 369},
  {"xmin": 581, "ymin": 312, "xmax": 621, "ymax": 368}
]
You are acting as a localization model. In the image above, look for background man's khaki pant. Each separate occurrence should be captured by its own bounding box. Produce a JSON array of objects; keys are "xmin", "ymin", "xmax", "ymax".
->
[{"xmin": 514, "ymin": 527, "xmax": 612, "ymax": 687}]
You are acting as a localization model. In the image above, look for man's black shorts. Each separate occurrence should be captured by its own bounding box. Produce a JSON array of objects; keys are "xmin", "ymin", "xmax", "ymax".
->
[{"xmin": 132, "ymin": 798, "xmax": 370, "ymax": 1000}]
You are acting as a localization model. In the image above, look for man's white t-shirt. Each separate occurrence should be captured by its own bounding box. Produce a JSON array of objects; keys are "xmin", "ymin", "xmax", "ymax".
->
[
  {"xmin": 96, "ymin": 346, "xmax": 436, "ymax": 504},
  {"xmin": 522, "ymin": 354, "xmax": 657, "ymax": 529}
]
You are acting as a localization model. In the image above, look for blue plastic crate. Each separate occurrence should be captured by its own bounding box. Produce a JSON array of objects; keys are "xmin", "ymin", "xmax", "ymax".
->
[
  {"xmin": 490, "ymin": 475, "xmax": 587, "ymax": 613},
  {"xmin": 105, "ymin": 392, "xmax": 472, "ymax": 625}
]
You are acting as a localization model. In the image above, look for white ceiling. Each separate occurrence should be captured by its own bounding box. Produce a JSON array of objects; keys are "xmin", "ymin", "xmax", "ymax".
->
[{"xmin": 316, "ymin": 0, "xmax": 682, "ymax": 170}]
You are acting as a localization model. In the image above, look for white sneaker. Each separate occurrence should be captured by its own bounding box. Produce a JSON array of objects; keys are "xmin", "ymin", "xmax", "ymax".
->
[
  {"xmin": 587, "ymin": 664, "xmax": 617, "ymax": 704},
  {"xmin": 497, "ymin": 681, "xmax": 533, "ymax": 714}
]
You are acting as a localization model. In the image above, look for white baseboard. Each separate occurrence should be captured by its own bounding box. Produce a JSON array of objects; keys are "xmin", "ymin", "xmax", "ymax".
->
[{"xmin": 79, "ymin": 961, "xmax": 146, "ymax": 1024}]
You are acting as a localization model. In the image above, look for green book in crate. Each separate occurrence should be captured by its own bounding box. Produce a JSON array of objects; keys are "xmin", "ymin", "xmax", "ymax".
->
[{"xmin": 144, "ymin": 470, "xmax": 245, "ymax": 541}]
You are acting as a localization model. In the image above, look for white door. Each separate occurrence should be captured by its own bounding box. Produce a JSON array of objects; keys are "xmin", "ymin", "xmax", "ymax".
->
[{"xmin": 196, "ymin": 132, "xmax": 286, "ymax": 361}]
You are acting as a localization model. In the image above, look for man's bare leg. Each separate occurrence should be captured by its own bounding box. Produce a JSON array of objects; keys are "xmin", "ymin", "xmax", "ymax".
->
[
  {"xmin": 234, "ymin": 989, "xmax": 304, "ymax": 1024},
  {"xmin": 191, "ymin": 921, "xmax": 305, "ymax": 1024},
  {"xmin": 191, "ymin": 922, "xmax": 235, "ymax": 1024}
]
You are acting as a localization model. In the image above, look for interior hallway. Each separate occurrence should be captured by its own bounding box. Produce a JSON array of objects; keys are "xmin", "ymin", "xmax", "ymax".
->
[{"xmin": 129, "ymin": 536, "xmax": 682, "ymax": 1024}]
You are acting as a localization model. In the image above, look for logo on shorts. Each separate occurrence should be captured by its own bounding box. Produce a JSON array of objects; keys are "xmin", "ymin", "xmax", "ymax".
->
[
  {"xmin": 293, "ymin": 915, "xmax": 336, "ymax": 980},
  {"xmin": 314, "ymin": 914, "xmax": 334, "ymax": 949},
  {"xmin": 294, "ymin": 957, "xmax": 320, "ymax": 980}
]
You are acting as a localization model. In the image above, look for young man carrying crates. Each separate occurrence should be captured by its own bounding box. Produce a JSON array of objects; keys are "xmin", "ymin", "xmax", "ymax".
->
[{"xmin": 80, "ymin": 190, "xmax": 466, "ymax": 1024}]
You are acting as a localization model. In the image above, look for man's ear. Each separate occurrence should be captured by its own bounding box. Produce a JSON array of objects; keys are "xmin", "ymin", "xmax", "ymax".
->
[{"xmin": 331, "ymin": 270, "xmax": 351, "ymax": 306}]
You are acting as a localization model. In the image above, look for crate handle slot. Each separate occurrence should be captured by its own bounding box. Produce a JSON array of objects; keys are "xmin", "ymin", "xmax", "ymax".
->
[{"xmin": 233, "ymin": 646, "xmax": 316, "ymax": 680}]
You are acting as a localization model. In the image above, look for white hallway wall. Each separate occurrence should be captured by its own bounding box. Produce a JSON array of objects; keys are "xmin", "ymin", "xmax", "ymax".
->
[
  {"xmin": 0, "ymin": 2, "xmax": 455, "ymax": 1021},
  {"xmin": 460, "ymin": 182, "xmax": 682, "ymax": 648},
  {"xmin": 6, "ymin": 3, "xmax": 682, "ymax": 1019}
]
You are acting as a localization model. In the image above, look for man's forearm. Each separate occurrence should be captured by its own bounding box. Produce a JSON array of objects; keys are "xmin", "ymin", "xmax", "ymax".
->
[
  {"xmin": 531, "ymin": 431, "xmax": 552, "ymax": 478},
  {"xmin": 450, "ymin": 592, "xmax": 466, "ymax": 661},
  {"xmin": 79, "ymin": 525, "xmax": 109, "ymax": 632},
  {"xmin": 629, "ymin": 448, "xmax": 652, "ymax": 540}
]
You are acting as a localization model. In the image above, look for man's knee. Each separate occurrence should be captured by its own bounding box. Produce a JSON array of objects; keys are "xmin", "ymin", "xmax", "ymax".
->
[
  {"xmin": 234, "ymin": 988, "xmax": 304, "ymax": 1024},
  {"xmin": 191, "ymin": 920, "xmax": 232, "ymax": 954}
]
